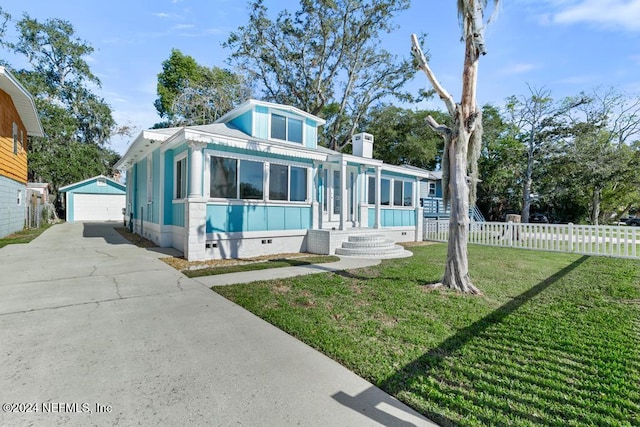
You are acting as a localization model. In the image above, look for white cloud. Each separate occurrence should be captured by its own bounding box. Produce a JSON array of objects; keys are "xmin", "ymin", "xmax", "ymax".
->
[
  {"xmin": 152, "ymin": 12, "xmax": 171, "ymax": 18},
  {"xmin": 172, "ymin": 24, "xmax": 195, "ymax": 30},
  {"xmin": 501, "ymin": 63, "xmax": 538, "ymax": 75},
  {"xmin": 549, "ymin": 0, "xmax": 640, "ymax": 32}
]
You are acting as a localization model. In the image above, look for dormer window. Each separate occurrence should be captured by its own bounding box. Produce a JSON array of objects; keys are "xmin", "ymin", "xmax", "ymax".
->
[{"xmin": 270, "ymin": 113, "xmax": 303, "ymax": 144}]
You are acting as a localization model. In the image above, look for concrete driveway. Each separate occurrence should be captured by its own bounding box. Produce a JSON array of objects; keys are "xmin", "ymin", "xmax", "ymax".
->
[{"xmin": 0, "ymin": 222, "xmax": 435, "ymax": 426}]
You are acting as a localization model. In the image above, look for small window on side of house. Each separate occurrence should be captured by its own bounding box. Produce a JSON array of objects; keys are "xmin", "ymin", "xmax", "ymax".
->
[
  {"xmin": 12, "ymin": 123, "xmax": 18, "ymax": 154},
  {"xmin": 175, "ymin": 157, "xmax": 187, "ymax": 199},
  {"xmin": 97, "ymin": 178, "xmax": 107, "ymax": 187},
  {"xmin": 17, "ymin": 190, "xmax": 22, "ymax": 206}
]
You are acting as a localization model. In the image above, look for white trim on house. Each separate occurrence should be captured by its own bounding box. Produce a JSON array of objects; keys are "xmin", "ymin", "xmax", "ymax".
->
[{"xmin": 0, "ymin": 66, "xmax": 44, "ymax": 137}]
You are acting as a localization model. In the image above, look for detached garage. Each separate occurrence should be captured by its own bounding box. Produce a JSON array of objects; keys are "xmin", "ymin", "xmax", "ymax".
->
[{"xmin": 59, "ymin": 175, "xmax": 125, "ymax": 222}]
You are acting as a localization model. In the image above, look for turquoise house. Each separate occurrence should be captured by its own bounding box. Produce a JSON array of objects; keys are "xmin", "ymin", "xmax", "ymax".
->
[{"xmin": 115, "ymin": 100, "xmax": 435, "ymax": 261}]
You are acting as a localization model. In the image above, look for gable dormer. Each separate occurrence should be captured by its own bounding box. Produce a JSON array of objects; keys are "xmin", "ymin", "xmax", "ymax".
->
[{"xmin": 215, "ymin": 99, "xmax": 325, "ymax": 149}]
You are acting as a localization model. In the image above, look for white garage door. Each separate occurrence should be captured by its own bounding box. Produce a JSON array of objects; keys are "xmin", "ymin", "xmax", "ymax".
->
[{"xmin": 73, "ymin": 193, "xmax": 126, "ymax": 221}]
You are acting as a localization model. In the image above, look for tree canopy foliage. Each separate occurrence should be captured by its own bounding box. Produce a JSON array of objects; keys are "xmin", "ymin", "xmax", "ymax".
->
[
  {"xmin": 225, "ymin": 0, "xmax": 421, "ymax": 151},
  {"xmin": 154, "ymin": 49, "xmax": 252, "ymax": 128},
  {"xmin": 476, "ymin": 87, "xmax": 640, "ymax": 225},
  {"xmin": 360, "ymin": 104, "xmax": 445, "ymax": 170},
  {"xmin": 0, "ymin": 9, "xmax": 123, "ymax": 212}
]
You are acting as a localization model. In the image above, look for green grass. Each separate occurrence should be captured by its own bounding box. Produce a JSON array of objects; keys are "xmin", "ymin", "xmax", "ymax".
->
[
  {"xmin": 213, "ymin": 244, "xmax": 640, "ymax": 426},
  {"xmin": 183, "ymin": 255, "xmax": 339, "ymax": 278},
  {"xmin": 0, "ymin": 223, "xmax": 52, "ymax": 248}
]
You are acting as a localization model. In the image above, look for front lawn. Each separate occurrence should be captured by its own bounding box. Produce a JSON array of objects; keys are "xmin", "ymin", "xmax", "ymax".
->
[{"xmin": 213, "ymin": 244, "xmax": 640, "ymax": 426}]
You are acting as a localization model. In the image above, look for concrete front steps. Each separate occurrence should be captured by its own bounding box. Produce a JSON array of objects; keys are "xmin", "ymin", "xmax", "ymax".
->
[{"xmin": 335, "ymin": 234, "xmax": 412, "ymax": 259}]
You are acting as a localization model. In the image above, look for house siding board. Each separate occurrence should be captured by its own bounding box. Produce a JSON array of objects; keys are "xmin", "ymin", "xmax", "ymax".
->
[
  {"xmin": 135, "ymin": 158, "xmax": 148, "ymax": 220},
  {"xmin": 151, "ymin": 149, "xmax": 161, "ymax": 224},
  {"xmin": 0, "ymin": 89, "xmax": 28, "ymax": 184},
  {"xmin": 206, "ymin": 204, "xmax": 312, "ymax": 233},
  {"xmin": 0, "ymin": 175, "xmax": 25, "ymax": 237},
  {"xmin": 172, "ymin": 202, "xmax": 185, "ymax": 227}
]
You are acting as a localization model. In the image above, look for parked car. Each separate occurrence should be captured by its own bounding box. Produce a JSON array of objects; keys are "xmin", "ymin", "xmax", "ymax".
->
[
  {"xmin": 626, "ymin": 217, "xmax": 640, "ymax": 226},
  {"xmin": 529, "ymin": 213, "xmax": 549, "ymax": 224}
]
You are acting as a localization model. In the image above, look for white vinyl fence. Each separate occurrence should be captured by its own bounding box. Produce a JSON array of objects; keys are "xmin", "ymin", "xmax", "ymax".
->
[{"xmin": 424, "ymin": 219, "xmax": 640, "ymax": 259}]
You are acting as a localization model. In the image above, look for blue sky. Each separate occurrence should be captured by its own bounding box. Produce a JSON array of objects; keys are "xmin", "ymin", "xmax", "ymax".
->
[{"xmin": 1, "ymin": 0, "xmax": 639, "ymax": 154}]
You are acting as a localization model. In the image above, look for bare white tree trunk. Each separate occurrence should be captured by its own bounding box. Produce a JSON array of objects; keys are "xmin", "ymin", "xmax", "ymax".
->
[{"xmin": 411, "ymin": 31, "xmax": 482, "ymax": 295}]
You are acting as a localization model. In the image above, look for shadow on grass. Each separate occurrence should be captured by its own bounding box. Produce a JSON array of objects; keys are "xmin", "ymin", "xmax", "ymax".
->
[{"xmin": 375, "ymin": 255, "xmax": 590, "ymax": 427}]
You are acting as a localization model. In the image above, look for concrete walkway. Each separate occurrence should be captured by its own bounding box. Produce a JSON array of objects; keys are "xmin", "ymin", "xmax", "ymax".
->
[
  {"xmin": 193, "ymin": 256, "xmax": 382, "ymax": 287},
  {"xmin": 0, "ymin": 222, "xmax": 436, "ymax": 427}
]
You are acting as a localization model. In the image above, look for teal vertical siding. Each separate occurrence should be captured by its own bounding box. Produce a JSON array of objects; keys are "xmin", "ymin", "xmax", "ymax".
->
[
  {"xmin": 254, "ymin": 106, "xmax": 269, "ymax": 139},
  {"xmin": 305, "ymin": 118, "xmax": 317, "ymax": 149},
  {"xmin": 206, "ymin": 204, "xmax": 312, "ymax": 233},
  {"xmin": 380, "ymin": 208, "xmax": 415, "ymax": 227},
  {"xmin": 163, "ymin": 150, "xmax": 174, "ymax": 225},
  {"xmin": 151, "ymin": 149, "xmax": 161, "ymax": 224},
  {"xmin": 172, "ymin": 201, "xmax": 185, "ymax": 226},
  {"xmin": 135, "ymin": 157, "xmax": 147, "ymax": 221}
]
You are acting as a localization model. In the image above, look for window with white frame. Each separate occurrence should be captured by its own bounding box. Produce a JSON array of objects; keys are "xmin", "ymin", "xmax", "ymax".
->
[
  {"xmin": 428, "ymin": 182, "xmax": 436, "ymax": 197},
  {"xmin": 270, "ymin": 113, "xmax": 303, "ymax": 144},
  {"xmin": 367, "ymin": 176, "xmax": 376, "ymax": 205},
  {"xmin": 210, "ymin": 156, "xmax": 265, "ymax": 200},
  {"xmin": 392, "ymin": 179, "xmax": 413, "ymax": 207},
  {"xmin": 97, "ymin": 178, "xmax": 107, "ymax": 187},
  {"xmin": 12, "ymin": 123, "xmax": 18, "ymax": 154},
  {"xmin": 208, "ymin": 154, "xmax": 308, "ymax": 202},
  {"xmin": 16, "ymin": 190, "xmax": 22, "ymax": 206},
  {"xmin": 175, "ymin": 156, "xmax": 187, "ymax": 199}
]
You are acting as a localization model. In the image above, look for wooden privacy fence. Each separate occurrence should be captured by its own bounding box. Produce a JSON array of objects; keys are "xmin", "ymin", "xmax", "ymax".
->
[{"xmin": 424, "ymin": 220, "xmax": 640, "ymax": 259}]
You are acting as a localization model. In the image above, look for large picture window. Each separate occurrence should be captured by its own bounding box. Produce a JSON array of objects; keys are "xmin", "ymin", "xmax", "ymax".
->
[
  {"xmin": 270, "ymin": 113, "xmax": 303, "ymax": 144},
  {"xmin": 209, "ymin": 154, "xmax": 307, "ymax": 202}
]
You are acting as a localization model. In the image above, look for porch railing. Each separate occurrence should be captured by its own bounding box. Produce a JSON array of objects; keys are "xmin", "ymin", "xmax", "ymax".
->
[
  {"xmin": 421, "ymin": 197, "xmax": 485, "ymax": 222},
  {"xmin": 424, "ymin": 219, "xmax": 640, "ymax": 259}
]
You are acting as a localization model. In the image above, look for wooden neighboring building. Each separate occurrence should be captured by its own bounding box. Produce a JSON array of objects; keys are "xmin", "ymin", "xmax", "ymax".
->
[{"xmin": 0, "ymin": 66, "xmax": 44, "ymax": 237}]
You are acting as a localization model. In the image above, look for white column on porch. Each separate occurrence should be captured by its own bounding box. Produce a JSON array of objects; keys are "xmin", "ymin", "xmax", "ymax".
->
[
  {"xmin": 358, "ymin": 165, "xmax": 366, "ymax": 228},
  {"xmin": 311, "ymin": 161, "xmax": 320, "ymax": 230},
  {"xmin": 375, "ymin": 165, "xmax": 382, "ymax": 229},
  {"xmin": 188, "ymin": 140, "xmax": 207, "ymax": 197},
  {"xmin": 184, "ymin": 140, "xmax": 208, "ymax": 261},
  {"xmin": 339, "ymin": 159, "xmax": 348, "ymax": 230}
]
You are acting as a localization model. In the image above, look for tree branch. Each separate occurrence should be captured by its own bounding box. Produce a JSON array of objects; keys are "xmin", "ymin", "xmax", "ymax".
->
[
  {"xmin": 411, "ymin": 34, "xmax": 456, "ymax": 117},
  {"xmin": 425, "ymin": 115, "xmax": 451, "ymax": 137}
]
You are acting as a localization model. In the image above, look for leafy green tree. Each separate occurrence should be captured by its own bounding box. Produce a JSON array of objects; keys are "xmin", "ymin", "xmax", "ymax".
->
[
  {"xmin": 561, "ymin": 88, "xmax": 640, "ymax": 224},
  {"xmin": 154, "ymin": 49, "xmax": 251, "ymax": 127},
  {"xmin": 360, "ymin": 105, "xmax": 444, "ymax": 170},
  {"xmin": 476, "ymin": 104, "xmax": 523, "ymax": 221},
  {"xmin": 225, "ymin": 0, "xmax": 420, "ymax": 151},
  {"xmin": 2, "ymin": 13, "xmax": 122, "ymax": 212}
]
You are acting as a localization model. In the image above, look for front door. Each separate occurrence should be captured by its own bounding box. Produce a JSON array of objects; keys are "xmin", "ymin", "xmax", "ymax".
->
[{"xmin": 321, "ymin": 164, "xmax": 358, "ymax": 228}]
